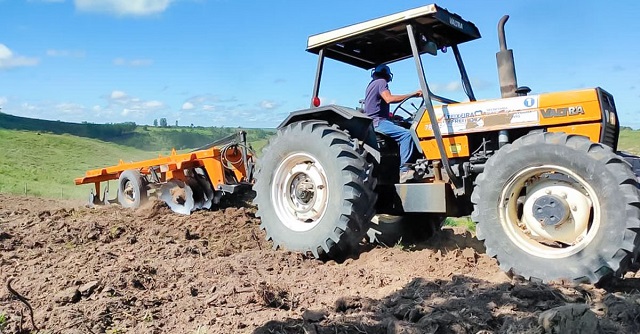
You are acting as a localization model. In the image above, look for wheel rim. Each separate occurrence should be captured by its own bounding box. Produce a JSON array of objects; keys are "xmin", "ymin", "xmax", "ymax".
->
[
  {"xmin": 499, "ymin": 165, "xmax": 600, "ymax": 259},
  {"xmin": 271, "ymin": 152, "xmax": 329, "ymax": 232}
]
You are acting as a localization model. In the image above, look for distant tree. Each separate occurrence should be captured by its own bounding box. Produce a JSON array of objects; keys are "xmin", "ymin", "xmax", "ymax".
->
[
  {"xmin": 143, "ymin": 125, "xmax": 148, "ymax": 131},
  {"xmin": 153, "ymin": 119, "xmax": 158, "ymax": 127},
  {"xmin": 159, "ymin": 118, "xmax": 168, "ymax": 127},
  {"xmin": 175, "ymin": 120, "xmax": 179, "ymax": 127}
]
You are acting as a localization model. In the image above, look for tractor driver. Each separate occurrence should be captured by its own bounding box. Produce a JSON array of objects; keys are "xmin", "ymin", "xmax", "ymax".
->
[{"xmin": 364, "ymin": 64, "xmax": 422, "ymax": 183}]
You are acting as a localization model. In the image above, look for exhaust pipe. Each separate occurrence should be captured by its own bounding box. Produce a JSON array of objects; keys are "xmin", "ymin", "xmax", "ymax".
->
[{"xmin": 496, "ymin": 15, "xmax": 518, "ymax": 98}]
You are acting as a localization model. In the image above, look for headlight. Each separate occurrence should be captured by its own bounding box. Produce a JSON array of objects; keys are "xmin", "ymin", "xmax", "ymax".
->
[{"xmin": 609, "ymin": 111, "xmax": 616, "ymax": 126}]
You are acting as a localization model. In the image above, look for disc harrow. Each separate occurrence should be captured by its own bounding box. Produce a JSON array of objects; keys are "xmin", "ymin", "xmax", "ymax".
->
[{"xmin": 75, "ymin": 132, "xmax": 255, "ymax": 215}]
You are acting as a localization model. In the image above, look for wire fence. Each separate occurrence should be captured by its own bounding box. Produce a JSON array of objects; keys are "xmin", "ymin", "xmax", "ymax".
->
[{"xmin": 19, "ymin": 183, "xmax": 78, "ymax": 199}]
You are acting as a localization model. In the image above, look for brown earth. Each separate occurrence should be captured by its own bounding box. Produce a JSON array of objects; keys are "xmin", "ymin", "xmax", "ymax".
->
[{"xmin": 1, "ymin": 193, "xmax": 640, "ymax": 334}]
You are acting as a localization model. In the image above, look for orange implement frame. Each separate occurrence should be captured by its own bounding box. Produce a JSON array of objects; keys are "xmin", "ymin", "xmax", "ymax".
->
[{"xmin": 74, "ymin": 146, "xmax": 252, "ymax": 198}]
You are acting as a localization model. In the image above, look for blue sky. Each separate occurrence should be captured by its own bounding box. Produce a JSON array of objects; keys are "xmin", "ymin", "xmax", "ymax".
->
[{"xmin": 0, "ymin": 0, "xmax": 639, "ymax": 128}]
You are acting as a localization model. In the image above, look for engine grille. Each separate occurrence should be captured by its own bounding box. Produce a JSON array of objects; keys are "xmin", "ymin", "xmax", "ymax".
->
[{"xmin": 598, "ymin": 89, "xmax": 619, "ymax": 150}]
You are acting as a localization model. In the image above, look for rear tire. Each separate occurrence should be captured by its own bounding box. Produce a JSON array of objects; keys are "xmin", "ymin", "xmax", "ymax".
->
[
  {"xmin": 117, "ymin": 169, "xmax": 147, "ymax": 209},
  {"xmin": 253, "ymin": 121, "xmax": 377, "ymax": 258},
  {"xmin": 471, "ymin": 132, "xmax": 640, "ymax": 283}
]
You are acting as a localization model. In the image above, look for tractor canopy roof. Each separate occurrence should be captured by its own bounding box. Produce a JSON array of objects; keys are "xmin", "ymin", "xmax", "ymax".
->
[{"xmin": 306, "ymin": 4, "xmax": 481, "ymax": 69}]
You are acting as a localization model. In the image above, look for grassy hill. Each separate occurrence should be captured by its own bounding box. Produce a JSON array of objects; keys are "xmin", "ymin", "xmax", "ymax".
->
[
  {"xmin": 0, "ymin": 112, "xmax": 273, "ymax": 151},
  {"xmin": 0, "ymin": 129, "xmax": 163, "ymax": 199},
  {"xmin": 0, "ymin": 113, "xmax": 274, "ymax": 200}
]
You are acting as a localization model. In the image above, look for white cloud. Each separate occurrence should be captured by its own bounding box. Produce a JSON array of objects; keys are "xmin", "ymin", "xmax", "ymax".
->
[
  {"xmin": 55, "ymin": 102, "xmax": 85, "ymax": 115},
  {"xmin": 46, "ymin": 49, "xmax": 86, "ymax": 58},
  {"xmin": 180, "ymin": 94, "xmax": 222, "ymax": 111},
  {"xmin": 259, "ymin": 100, "xmax": 279, "ymax": 110},
  {"xmin": 144, "ymin": 100, "xmax": 163, "ymax": 108},
  {"xmin": 113, "ymin": 57, "xmax": 153, "ymax": 66},
  {"xmin": 0, "ymin": 44, "xmax": 39, "ymax": 69},
  {"xmin": 104, "ymin": 90, "xmax": 166, "ymax": 118},
  {"xmin": 129, "ymin": 59, "xmax": 153, "ymax": 66},
  {"xmin": 1, "ymin": 92, "xmax": 170, "ymax": 124},
  {"xmin": 181, "ymin": 102, "xmax": 195, "ymax": 110},
  {"xmin": 110, "ymin": 90, "xmax": 127, "ymax": 99},
  {"xmin": 75, "ymin": 0, "xmax": 172, "ymax": 16}
]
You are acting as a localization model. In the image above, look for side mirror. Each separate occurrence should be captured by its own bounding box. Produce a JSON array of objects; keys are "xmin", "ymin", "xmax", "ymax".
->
[
  {"xmin": 421, "ymin": 40, "xmax": 438, "ymax": 56},
  {"xmin": 418, "ymin": 34, "xmax": 438, "ymax": 56}
]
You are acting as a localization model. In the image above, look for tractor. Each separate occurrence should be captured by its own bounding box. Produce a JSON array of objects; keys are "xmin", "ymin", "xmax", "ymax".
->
[{"xmin": 252, "ymin": 4, "xmax": 640, "ymax": 283}]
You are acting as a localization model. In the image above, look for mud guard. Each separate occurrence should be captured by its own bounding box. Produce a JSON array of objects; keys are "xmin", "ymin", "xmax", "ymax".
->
[{"xmin": 278, "ymin": 105, "xmax": 380, "ymax": 162}]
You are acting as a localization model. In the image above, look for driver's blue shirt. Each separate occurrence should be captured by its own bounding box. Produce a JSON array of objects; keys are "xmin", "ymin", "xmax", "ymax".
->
[{"xmin": 364, "ymin": 78, "xmax": 390, "ymax": 127}]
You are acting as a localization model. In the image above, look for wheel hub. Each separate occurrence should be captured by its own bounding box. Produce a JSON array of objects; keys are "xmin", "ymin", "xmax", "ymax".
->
[
  {"xmin": 531, "ymin": 194, "xmax": 570, "ymax": 226},
  {"xmin": 123, "ymin": 180, "xmax": 135, "ymax": 202},
  {"xmin": 272, "ymin": 153, "xmax": 329, "ymax": 232},
  {"xmin": 291, "ymin": 174, "xmax": 315, "ymax": 204}
]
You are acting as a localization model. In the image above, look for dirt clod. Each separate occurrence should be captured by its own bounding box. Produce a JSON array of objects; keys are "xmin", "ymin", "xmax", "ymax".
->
[
  {"xmin": 54, "ymin": 286, "xmax": 81, "ymax": 305},
  {"xmin": 538, "ymin": 304, "xmax": 599, "ymax": 334}
]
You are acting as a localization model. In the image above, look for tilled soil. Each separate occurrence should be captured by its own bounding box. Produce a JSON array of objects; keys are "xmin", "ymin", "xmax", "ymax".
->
[{"xmin": 1, "ymin": 193, "xmax": 640, "ymax": 334}]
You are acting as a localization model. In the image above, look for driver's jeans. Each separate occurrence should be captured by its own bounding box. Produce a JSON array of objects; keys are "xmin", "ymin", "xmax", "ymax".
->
[{"xmin": 375, "ymin": 119, "xmax": 416, "ymax": 171}]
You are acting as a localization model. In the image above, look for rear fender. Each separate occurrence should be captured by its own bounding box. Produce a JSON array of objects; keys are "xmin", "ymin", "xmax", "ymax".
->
[{"xmin": 278, "ymin": 105, "xmax": 380, "ymax": 162}]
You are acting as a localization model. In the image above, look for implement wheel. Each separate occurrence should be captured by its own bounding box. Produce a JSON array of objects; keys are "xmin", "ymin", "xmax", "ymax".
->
[
  {"xmin": 471, "ymin": 132, "xmax": 640, "ymax": 283},
  {"xmin": 118, "ymin": 169, "xmax": 147, "ymax": 209},
  {"xmin": 253, "ymin": 120, "xmax": 377, "ymax": 258}
]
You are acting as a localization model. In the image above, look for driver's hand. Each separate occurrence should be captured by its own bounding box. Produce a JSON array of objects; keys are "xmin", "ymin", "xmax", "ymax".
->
[{"xmin": 414, "ymin": 90, "xmax": 423, "ymax": 97}]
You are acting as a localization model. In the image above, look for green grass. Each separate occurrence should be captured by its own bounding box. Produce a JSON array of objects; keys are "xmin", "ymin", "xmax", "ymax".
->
[
  {"xmin": 444, "ymin": 217, "xmax": 476, "ymax": 233},
  {"xmin": 0, "ymin": 312, "xmax": 7, "ymax": 331},
  {"xmin": 250, "ymin": 138, "xmax": 270, "ymax": 155},
  {"xmin": 0, "ymin": 129, "xmax": 164, "ymax": 199},
  {"xmin": 617, "ymin": 128, "xmax": 640, "ymax": 154}
]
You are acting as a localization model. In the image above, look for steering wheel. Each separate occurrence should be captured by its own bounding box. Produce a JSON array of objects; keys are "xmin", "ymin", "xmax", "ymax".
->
[{"xmin": 392, "ymin": 95, "xmax": 425, "ymax": 119}]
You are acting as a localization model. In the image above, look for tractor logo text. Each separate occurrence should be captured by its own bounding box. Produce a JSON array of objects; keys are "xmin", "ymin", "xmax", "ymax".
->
[
  {"xmin": 449, "ymin": 18, "xmax": 463, "ymax": 29},
  {"xmin": 540, "ymin": 106, "xmax": 585, "ymax": 119}
]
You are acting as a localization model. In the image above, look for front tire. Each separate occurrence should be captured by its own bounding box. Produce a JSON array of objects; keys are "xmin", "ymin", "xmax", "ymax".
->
[
  {"xmin": 253, "ymin": 121, "xmax": 377, "ymax": 258},
  {"xmin": 471, "ymin": 132, "xmax": 640, "ymax": 283}
]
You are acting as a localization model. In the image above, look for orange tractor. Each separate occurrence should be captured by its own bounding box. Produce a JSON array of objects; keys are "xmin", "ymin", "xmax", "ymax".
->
[{"xmin": 77, "ymin": 4, "xmax": 640, "ymax": 284}]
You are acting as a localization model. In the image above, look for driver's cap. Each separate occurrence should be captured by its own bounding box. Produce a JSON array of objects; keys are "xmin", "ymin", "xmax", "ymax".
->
[{"xmin": 371, "ymin": 64, "xmax": 393, "ymax": 82}]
